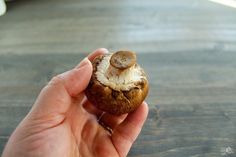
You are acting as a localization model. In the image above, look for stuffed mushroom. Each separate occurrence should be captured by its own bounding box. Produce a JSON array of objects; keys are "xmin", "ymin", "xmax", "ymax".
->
[{"xmin": 85, "ymin": 50, "xmax": 149, "ymax": 115}]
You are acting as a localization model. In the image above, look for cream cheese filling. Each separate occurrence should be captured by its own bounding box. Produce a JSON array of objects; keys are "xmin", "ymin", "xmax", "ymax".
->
[{"xmin": 96, "ymin": 54, "xmax": 144, "ymax": 91}]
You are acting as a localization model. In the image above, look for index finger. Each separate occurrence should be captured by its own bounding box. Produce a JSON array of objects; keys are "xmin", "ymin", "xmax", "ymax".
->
[
  {"xmin": 75, "ymin": 48, "xmax": 108, "ymax": 69},
  {"xmin": 80, "ymin": 48, "xmax": 108, "ymax": 114},
  {"xmin": 88, "ymin": 48, "xmax": 109, "ymax": 61}
]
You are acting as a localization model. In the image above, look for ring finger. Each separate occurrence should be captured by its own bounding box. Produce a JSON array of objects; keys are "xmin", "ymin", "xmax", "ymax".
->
[
  {"xmin": 98, "ymin": 112, "xmax": 128, "ymax": 130},
  {"xmin": 82, "ymin": 99, "xmax": 127, "ymax": 130}
]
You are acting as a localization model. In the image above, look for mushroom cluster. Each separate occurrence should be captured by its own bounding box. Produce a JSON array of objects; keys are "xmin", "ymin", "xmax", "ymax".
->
[{"xmin": 85, "ymin": 50, "xmax": 149, "ymax": 115}]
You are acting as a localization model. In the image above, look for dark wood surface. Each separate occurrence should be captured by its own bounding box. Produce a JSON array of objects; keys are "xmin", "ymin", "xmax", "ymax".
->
[{"xmin": 0, "ymin": 0, "xmax": 236, "ymax": 156}]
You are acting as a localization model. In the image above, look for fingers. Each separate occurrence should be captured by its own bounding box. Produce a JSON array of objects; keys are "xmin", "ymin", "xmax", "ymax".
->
[
  {"xmin": 59, "ymin": 58, "xmax": 92, "ymax": 97},
  {"xmin": 30, "ymin": 59, "xmax": 92, "ymax": 116},
  {"xmin": 81, "ymin": 48, "xmax": 109, "ymax": 114},
  {"xmin": 111, "ymin": 102, "xmax": 149, "ymax": 157},
  {"xmin": 99, "ymin": 113, "xmax": 127, "ymax": 130},
  {"xmin": 82, "ymin": 99, "xmax": 103, "ymax": 116},
  {"xmin": 42, "ymin": 57, "xmax": 92, "ymax": 100},
  {"xmin": 75, "ymin": 48, "xmax": 109, "ymax": 68},
  {"xmin": 47, "ymin": 47, "xmax": 109, "ymax": 97},
  {"xmin": 30, "ymin": 48, "xmax": 108, "ymax": 116},
  {"xmin": 82, "ymin": 98, "xmax": 127, "ymax": 129},
  {"xmin": 88, "ymin": 48, "xmax": 109, "ymax": 61}
]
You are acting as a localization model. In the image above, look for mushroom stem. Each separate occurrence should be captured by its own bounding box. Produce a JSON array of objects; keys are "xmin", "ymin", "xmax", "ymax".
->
[
  {"xmin": 105, "ymin": 65, "xmax": 124, "ymax": 78},
  {"xmin": 106, "ymin": 51, "xmax": 136, "ymax": 78}
]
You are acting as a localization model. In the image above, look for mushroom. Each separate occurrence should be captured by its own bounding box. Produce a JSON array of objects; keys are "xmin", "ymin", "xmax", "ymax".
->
[{"xmin": 85, "ymin": 50, "xmax": 149, "ymax": 115}]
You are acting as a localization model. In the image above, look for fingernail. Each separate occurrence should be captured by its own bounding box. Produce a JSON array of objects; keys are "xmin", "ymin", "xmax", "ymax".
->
[{"xmin": 76, "ymin": 57, "xmax": 90, "ymax": 68}]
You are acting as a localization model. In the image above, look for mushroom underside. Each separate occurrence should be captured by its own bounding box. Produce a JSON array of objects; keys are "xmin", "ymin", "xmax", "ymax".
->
[{"xmin": 85, "ymin": 54, "xmax": 149, "ymax": 115}]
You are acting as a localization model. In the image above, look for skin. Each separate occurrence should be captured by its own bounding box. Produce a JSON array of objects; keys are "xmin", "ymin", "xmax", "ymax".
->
[{"xmin": 2, "ymin": 48, "xmax": 149, "ymax": 157}]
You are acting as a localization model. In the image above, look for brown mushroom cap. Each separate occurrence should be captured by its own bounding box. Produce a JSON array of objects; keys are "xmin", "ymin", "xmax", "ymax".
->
[{"xmin": 85, "ymin": 51, "xmax": 149, "ymax": 115}]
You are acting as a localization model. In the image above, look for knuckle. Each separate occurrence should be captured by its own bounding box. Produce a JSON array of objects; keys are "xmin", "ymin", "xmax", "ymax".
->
[{"xmin": 47, "ymin": 74, "xmax": 63, "ymax": 87}]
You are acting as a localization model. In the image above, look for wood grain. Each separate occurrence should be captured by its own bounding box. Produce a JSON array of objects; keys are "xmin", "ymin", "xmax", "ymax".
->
[
  {"xmin": 1, "ymin": 0, "xmax": 236, "ymax": 156},
  {"xmin": 0, "ymin": 52, "xmax": 236, "ymax": 157},
  {"xmin": 1, "ymin": 0, "xmax": 236, "ymax": 54}
]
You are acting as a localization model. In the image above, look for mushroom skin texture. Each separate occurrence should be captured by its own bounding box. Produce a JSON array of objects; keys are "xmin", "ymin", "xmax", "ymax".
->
[{"xmin": 85, "ymin": 51, "xmax": 149, "ymax": 115}]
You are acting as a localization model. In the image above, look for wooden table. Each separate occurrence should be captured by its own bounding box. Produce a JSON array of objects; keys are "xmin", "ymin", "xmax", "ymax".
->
[{"xmin": 0, "ymin": 0, "xmax": 236, "ymax": 156}]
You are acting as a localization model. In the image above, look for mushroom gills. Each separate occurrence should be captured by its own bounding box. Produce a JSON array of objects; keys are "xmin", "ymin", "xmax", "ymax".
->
[{"xmin": 95, "ymin": 54, "xmax": 145, "ymax": 91}]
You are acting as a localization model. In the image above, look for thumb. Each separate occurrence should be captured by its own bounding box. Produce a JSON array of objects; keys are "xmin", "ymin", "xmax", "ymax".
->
[
  {"xmin": 59, "ymin": 57, "xmax": 93, "ymax": 97},
  {"xmin": 30, "ymin": 58, "xmax": 92, "ymax": 116}
]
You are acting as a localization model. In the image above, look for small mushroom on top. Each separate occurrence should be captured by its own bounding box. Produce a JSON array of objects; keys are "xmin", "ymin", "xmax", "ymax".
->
[{"xmin": 85, "ymin": 50, "xmax": 149, "ymax": 115}]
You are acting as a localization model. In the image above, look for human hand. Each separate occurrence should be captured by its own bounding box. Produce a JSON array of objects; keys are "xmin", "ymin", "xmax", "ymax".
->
[{"xmin": 2, "ymin": 48, "xmax": 149, "ymax": 157}]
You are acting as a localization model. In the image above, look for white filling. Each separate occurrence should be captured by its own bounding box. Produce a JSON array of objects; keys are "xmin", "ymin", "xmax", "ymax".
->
[{"xmin": 96, "ymin": 54, "xmax": 144, "ymax": 91}]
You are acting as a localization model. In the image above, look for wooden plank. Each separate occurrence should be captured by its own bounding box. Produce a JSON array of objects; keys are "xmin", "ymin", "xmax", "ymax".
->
[
  {"xmin": 0, "ymin": 53, "xmax": 236, "ymax": 156},
  {"xmin": 1, "ymin": 0, "xmax": 236, "ymax": 54}
]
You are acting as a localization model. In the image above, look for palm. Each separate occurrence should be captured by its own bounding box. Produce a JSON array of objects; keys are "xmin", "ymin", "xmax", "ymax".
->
[
  {"xmin": 42, "ymin": 96, "xmax": 120, "ymax": 157},
  {"xmin": 34, "ymin": 106, "xmax": 119, "ymax": 157},
  {"xmin": 19, "ymin": 83, "xmax": 121, "ymax": 157}
]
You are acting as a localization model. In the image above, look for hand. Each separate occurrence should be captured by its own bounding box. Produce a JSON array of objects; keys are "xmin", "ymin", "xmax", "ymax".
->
[{"xmin": 2, "ymin": 48, "xmax": 149, "ymax": 157}]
